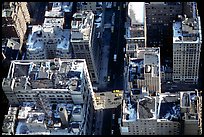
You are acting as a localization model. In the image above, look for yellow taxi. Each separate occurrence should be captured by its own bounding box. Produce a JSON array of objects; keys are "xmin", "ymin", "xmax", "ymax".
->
[
  {"xmin": 115, "ymin": 93, "xmax": 123, "ymax": 97},
  {"xmin": 113, "ymin": 90, "xmax": 120, "ymax": 93}
]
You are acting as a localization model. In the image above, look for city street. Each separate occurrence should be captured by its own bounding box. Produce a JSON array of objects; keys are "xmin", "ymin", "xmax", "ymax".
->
[
  {"xmin": 94, "ymin": 109, "xmax": 104, "ymax": 135},
  {"xmin": 98, "ymin": 5, "xmax": 114, "ymax": 90},
  {"xmin": 94, "ymin": 90, "xmax": 123, "ymax": 135},
  {"xmin": 108, "ymin": 2, "xmax": 126, "ymax": 90},
  {"xmin": 94, "ymin": 2, "xmax": 127, "ymax": 135}
]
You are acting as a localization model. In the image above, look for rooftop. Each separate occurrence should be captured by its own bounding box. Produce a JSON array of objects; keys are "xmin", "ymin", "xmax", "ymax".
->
[
  {"xmin": 2, "ymin": 39, "xmax": 20, "ymax": 60},
  {"xmin": 62, "ymin": 2, "xmax": 73, "ymax": 12},
  {"xmin": 158, "ymin": 94, "xmax": 180, "ymax": 121},
  {"xmin": 138, "ymin": 96, "xmax": 156, "ymax": 119},
  {"xmin": 27, "ymin": 25, "xmax": 70, "ymax": 51},
  {"xmin": 173, "ymin": 15, "xmax": 202, "ymax": 43},
  {"xmin": 128, "ymin": 47, "xmax": 160, "ymax": 83},
  {"xmin": 71, "ymin": 11, "xmax": 94, "ymax": 41},
  {"xmin": 45, "ymin": 2, "xmax": 73, "ymax": 17},
  {"xmin": 2, "ymin": 106, "xmax": 18, "ymax": 135},
  {"xmin": 122, "ymin": 96, "xmax": 137, "ymax": 122},
  {"xmin": 15, "ymin": 102, "xmax": 83, "ymax": 135},
  {"xmin": 128, "ymin": 2, "xmax": 145, "ymax": 25},
  {"xmin": 3, "ymin": 59, "xmax": 87, "ymax": 91},
  {"xmin": 122, "ymin": 92, "xmax": 182, "ymax": 122},
  {"xmin": 180, "ymin": 91, "xmax": 198, "ymax": 114},
  {"xmin": 2, "ymin": 9, "xmax": 12, "ymax": 17}
]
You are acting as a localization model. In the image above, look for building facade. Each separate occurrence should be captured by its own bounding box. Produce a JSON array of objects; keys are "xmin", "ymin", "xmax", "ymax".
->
[
  {"xmin": 145, "ymin": 2, "xmax": 182, "ymax": 48},
  {"xmin": 172, "ymin": 15, "xmax": 202, "ymax": 84},
  {"xmin": 76, "ymin": 2, "xmax": 102, "ymax": 12},
  {"xmin": 71, "ymin": 11, "xmax": 100, "ymax": 83},
  {"xmin": 120, "ymin": 93, "xmax": 181, "ymax": 135},
  {"xmin": 2, "ymin": 2, "xmax": 30, "ymax": 46},
  {"xmin": 197, "ymin": 90, "xmax": 202, "ymax": 135}
]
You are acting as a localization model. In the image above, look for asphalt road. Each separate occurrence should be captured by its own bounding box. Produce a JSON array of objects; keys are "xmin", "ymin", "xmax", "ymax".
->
[
  {"xmin": 101, "ymin": 108, "xmax": 112, "ymax": 135},
  {"xmin": 108, "ymin": 2, "xmax": 126, "ymax": 91},
  {"xmin": 104, "ymin": 2, "xmax": 126, "ymax": 135}
]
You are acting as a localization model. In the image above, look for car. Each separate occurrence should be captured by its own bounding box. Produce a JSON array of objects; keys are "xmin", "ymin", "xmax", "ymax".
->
[
  {"xmin": 100, "ymin": 93, "xmax": 105, "ymax": 96},
  {"xmin": 111, "ymin": 26, "xmax": 114, "ymax": 33},
  {"xmin": 107, "ymin": 76, "xmax": 110, "ymax": 82},
  {"xmin": 113, "ymin": 90, "xmax": 120, "ymax": 93},
  {"xmin": 118, "ymin": 6, "xmax": 120, "ymax": 10},
  {"xmin": 96, "ymin": 97, "xmax": 100, "ymax": 100},
  {"xmin": 115, "ymin": 93, "xmax": 122, "ymax": 97}
]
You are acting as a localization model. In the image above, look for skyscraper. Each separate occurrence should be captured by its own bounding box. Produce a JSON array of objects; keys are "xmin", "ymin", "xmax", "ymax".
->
[
  {"xmin": 71, "ymin": 11, "xmax": 100, "ymax": 83},
  {"xmin": 172, "ymin": 15, "xmax": 202, "ymax": 84}
]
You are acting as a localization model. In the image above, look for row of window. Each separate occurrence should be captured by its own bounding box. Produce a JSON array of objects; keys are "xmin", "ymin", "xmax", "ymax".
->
[{"xmin": 17, "ymin": 90, "xmax": 71, "ymax": 94}]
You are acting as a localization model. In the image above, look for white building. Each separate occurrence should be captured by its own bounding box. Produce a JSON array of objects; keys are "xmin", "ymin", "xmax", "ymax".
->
[
  {"xmin": 125, "ymin": 2, "xmax": 147, "ymax": 58},
  {"xmin": 71, "ymin": 11, "xmax": 100, "ymax": 83},
  {"xmin": 172, "ymin": 15, "xmax": 202, "ymax": 84},
  {"xmin": 27, "ymin": 2, "xmax": 72, "ymax": 60},
  {"xmin": 120, "ymin": 93, "xmax": 181, "ymax": 135},
  {"xmin": 2, "ymin": 106, "xmax": 18, "ymax": 135},
  {"xmin": 2, "ymin": 58, "xmax": 97, "ymax": 135}
]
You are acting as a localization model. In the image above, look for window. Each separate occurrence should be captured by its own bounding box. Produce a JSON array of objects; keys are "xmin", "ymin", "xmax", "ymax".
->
[{"xmin": 80, "ymin": 45, "xmax": 84, "ymax": 50}]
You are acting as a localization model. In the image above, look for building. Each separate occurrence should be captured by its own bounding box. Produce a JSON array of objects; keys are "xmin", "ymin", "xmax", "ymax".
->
[
  {"xmin": 145, "ymin": 2, "xmax": 183, "ymax": 67},
  {"xmin": 197, "ymin": 90, "xmax": 202, "ymax": 135},
  {"xmin": 172, "ymin": 15, "xmax": 202, "ymax": 84},
  {"xmin": 182, "ymin": 2, "xmax": 198, "ymax": 19},
  {"xmin": 125, "ymin": 2, "xmax": 147, "ymax": 58},
  {"xmin": 160, "ymin": 66, "xmax": 173, "ymax": 83},
  {"xmin": 120, "ymin": 93, "xmax": 181, "ymax": 135},
  {"xmin": 145, "ymin": 2, "xmax": 182, "ymax": 48},
  {"xmin": 26, "ymin": 2, "xmax": 72, "ymax": 59},
  {"xmin": 71, "ymin": 11, "xmax": 100, "ymax": 83},
  {"xmin": 1, "ymin": 107, "xmax": 18, "ymax": 135},
  {"xmin": 126, "ymin": 47, "xmax": 161, "ymax": 94},
  {"xmin": 2, "ymin": 39, "xmax": 21, "ymax": 60},
  {"xmin": 2, "ymin": 58, "xmax": 97, "ymax": 135},
  {"xmin": 76, "ymin": 2, "xmax": 103, "ymax": 12},
  {"xmin": 145, "ymin": 2, "xmax": 199, "ymax": 65},
  {"xmin": 180, "ymin": 90, "xmax": 201, "ymax": 135},
  {"xmin": 2, "ymin": 2, "xmax": 30, "ymax": 46}
]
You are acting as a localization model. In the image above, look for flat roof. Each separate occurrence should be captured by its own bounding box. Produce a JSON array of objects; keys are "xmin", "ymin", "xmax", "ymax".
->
[
  {"xmin": 71, "ymin": 11, "xmax": 94, "ymax": 41},
  {"xmin": 173, "ymin": 16, "xmax": 202, "ymax": 43},
  {"xmin": 138, "ymin": 96, "xmax": 156, "ymax": 119},
  {"xmin": 158, "ymin": 94, "xmax": 180, "ymax": 121},
  {"xmin": 128, "ymin": 2, "xmax": 145, "ymax": 25},
  {"xmin": 15, "ymin": 102, "xmax": 82, "ymax": 135},
  {"xmin": 4, "ymin": 59, "xmax": 88, "ymax": 91},
  {"xmin": 27, "ymin": 25, "xmax": 70, "ymax": 50}
]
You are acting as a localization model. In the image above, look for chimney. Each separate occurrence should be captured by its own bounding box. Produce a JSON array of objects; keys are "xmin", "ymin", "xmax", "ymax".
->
[{"xmin": 58, "ymin": 106, "xmax": 69, "ymax": 127}]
